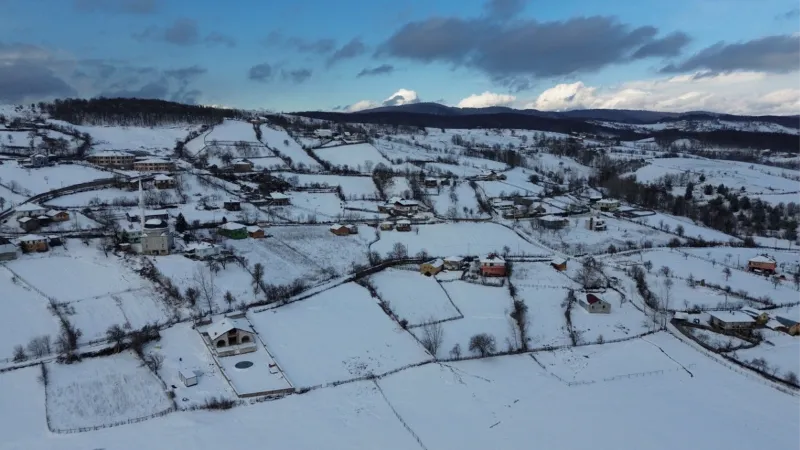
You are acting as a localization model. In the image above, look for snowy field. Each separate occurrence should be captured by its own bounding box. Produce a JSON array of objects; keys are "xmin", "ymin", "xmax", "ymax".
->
[
  {"xmin": 679, "ymin": 247, "xmax": 800, "ymax": 274},
  {"xmin": 6, "ymin": 242, "xmax": 147, "ymax": 303},
  {"xmin": 284, "ymin": 173, "xmax": 379, "ymax": 199},
  {"xmin": 269, "ymin": 192, "xmax": 344, "ymax": 222},
  {"xmin": 0, "ymin": 365, "xmax": 47, "ymax": 443},
  {"xmin": 0, "ymin": 266, "xmax": 59, "ymax": 359},
  {"xmin": 0, "ymin": 182, "xmax": 28, "ymax": 206},
  {"xmin": 383, "ymin": 176, "xmax": 412, "ymax": 197},
  {"xmin": 422, "ymin": 281, "xmax": 515, "ymax": 358},
  {"xmin": 607, "ymin": 249, "xmax": 800, "ymax": 307},
  {"xmin": 733, "ymin": 330, "xmax": 800, "ymax": 380},
  {"xmin": 58, "ymin": 122, "xmax": 199, "ymax": 154},
  {"xmin": 511, "ymin": 262, "xmax": 579, "ymax": 347},
  {"xmin": 629, "ymin": 211, "xmax": 741, "ymax": 242},
  {"xmin": 524, "ymin": 215, "xmax": 681, "ymax": 255},
  {"xmin": 144, "ymin": 323, "xmax": 236, "ymax": 408},
  {"xmin": 68, "ymin": 289, "xmax": 169, "ymax": 342},
  {"xmin": 250, "ymin": 283, "xmax": 430, "ymax": 387},
  {"xmin": 313, "ymin": 143, "xmax": 391, "ymax": 172},
  {"xmin": 0, "ymin": 162, "xmax": 111, "ymax": 195},
  {"xmin": 205, "ymin": 119, "xmax": 258, "ymax": 143},
  {"xmin": 376, "ymin": 332, "xmax": 798, "ymax": 450},
  {"xmin": 528, "ymin": 152, "xmax": 593, "ymax": 178},
  {"xmin": 0, "ymin": 129, "xmax": 41, "ymax": 147},
  {"xmin": 370, "ymin": 268, "xmax": 461, "ymax": 326},
  {"xmin": 477, "ymin": 179, "xmax": 543, "ymax": 197},
  {"xmin": 45, "ymin": 187, "xmax": 140, "ymax": 207},
  {"xmin": 46, "ymin": 352, "xmax": 173, "ymax": 431},
  {"xmin": 374, "ymin": 222, "xmax": 549, "ymax": 257},
  {"xmin": 260, "ymin": 125, "xmax": 320, "ymax": 169},
  {"xmin": 429, "ymin": 182, "xmax": 489, "ymax": 219},
  {"xmin": 569, "ymin": 291, "xmax": 650, "ymax": 343},
  {"xmin": 212, "ymin": 340, "xmax": 292, "ymax": 396}
]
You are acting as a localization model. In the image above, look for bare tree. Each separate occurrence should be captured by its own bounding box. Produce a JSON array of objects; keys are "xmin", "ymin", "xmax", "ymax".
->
[
  {"xmin": 785, "ymin": 371, "xmax": 799, "ymax": 385},
  {"xmin": 27, "ymin": 335, "xmax": 51, "ymax": 358},
  {"xmin": 105, "ymin": 324, "xmax": 127, "ymax": 352},
  {"xmin": 144, "ymin": 353, "xmax": 165, "ymax": 375},
  {"xmin": 420, "ymin": 319, "xmax": 444, "ymax": 357},
  {"xmin": 660, "ymin": 266, "xmax": 671, "ymax": 278},
  {"xmin": 12, "ymin": 345, "xmax": 27, "ymax": 362},
  {"xmin": 794, "ymin": 272, "xmax": 800, "ymax": 291},
  {"xmin": 662, "ymin": 278, "xmax": 674, "ymax": 318},
  {"xmin": 643, "ymin": 260, "xmax": 653, "ymax": 273},
  {"xmin": 224, "ymin": 291, "xmax": 235, "ymax": 311},
  {"xmin": 771, "ymin": 276, "xmax": 780, "ymax": 290},
  {"xmin": 251, "ymin": 263, "xmax": 265, "ymax": 300},
  {"xmin": 185, "ymin": 287, "xmax": 200, "ymax": 308},
  {"xmin": 722, "ymin": 267, "xmax": 732, "ymax": 281},
  {"xmin": 509, "ymin": 299, "xmax": 529, "ymax": 351},
  {"xmin": 469, "ymin": 333, "xmax": 496, "ymax": 357},
  {"xmin": 194, "ymin": 266, "xmax": 217, "ymax": 315},
  {"xmin": 449, "ymin": 343, "xmax": 462, "ymax": 359}
]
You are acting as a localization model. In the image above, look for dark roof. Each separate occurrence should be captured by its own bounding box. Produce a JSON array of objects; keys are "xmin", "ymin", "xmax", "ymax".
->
[
  {"xmin": 586, "ymin": 293, "xmax": 602, "ymax": 304},
  {"xmin": 776, "ymin": 316, "xmax": 799, "ymax": 327}
]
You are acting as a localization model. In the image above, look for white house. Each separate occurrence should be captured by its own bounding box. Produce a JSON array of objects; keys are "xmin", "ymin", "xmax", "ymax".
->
[
  {"xmin": 204, "ymin": 318, "xmax": 257, "ymax": 357},
  {"xmin": 314, "ymin": 129, "xmax": 333, "ymax": 138},
  {"xmin": 595, "ymin": 199, "xmax": 620, "ymax": 212},
  {"xmin": 15, "ymin": 203, "xmax": 47, "ymax": 217},
  {"xmin": 179, "ymin": 370, "xmax": 198, "ymax": 387},
  {"xmin": 185, "ymin": 242, "xmax": 220, "ymax": 259}
]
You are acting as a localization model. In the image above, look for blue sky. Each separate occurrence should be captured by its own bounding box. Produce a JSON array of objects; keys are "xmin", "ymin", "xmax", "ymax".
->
[{"xmin": 0, "ymin": 0, "xmax": 798, "ymax": 114}]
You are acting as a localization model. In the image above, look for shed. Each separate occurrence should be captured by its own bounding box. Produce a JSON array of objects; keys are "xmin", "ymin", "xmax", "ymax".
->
[
  {"xmin": 551, "ymin": 258, "xmax": 567, "ymax": 271},
  {"xmin": 17, "ymin": 216, "xmax": 40, "ymax": 232},
  {"xmin": 747, "ymin": 255, "xmax": 777, "ymax": 274},
  {"xmin": 420, "ymin": 258, "xmax": 444, "ymax": 276},
  {"xmin": 179, "ymin": 370, "xmax": 197, "ymax": 387},
  {"xmin": 330, "ymin": 224, "xmax": 350, "ymax": 236},
  {"xmin": 268, "ymin": 192, "xmax": 290, "ymax": 205},
  {"xmin": 379, "ymin": 221, "xmax": 394, "ymax": 231},
  {"xmin": 537, "ymin": 215, "xmax": 569, "ymax": 230},
  {"xmin": 444, "ymin": 256, "xmax": 464, "ymax": 271},
  {"xmin": 579, "ymin": 293, "xmax": 611, "ymax": 314},
  {"xmin": 396, "ymin": 220, "xmax": 411, "ymax": 232},
  {"xmin": 247, "ymin": 225, "xmax": 265, "ymax": 239},
  {"xmin": 596, "ymin": 199, "xmax": 620, "ymax": 212},
  {"xmin": 218, "ymin": 222, "xmax": 248, "ymax": 239},
  {"xmin": 223, "ymin": 200, "xmax": 241, "ymax": 212}
]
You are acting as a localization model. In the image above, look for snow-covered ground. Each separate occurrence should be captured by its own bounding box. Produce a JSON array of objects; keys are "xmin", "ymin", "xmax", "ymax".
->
[
  {"xmin": 679, "ymin": 247, "xmax": 800, "ymax": 274},
  {"xmin": 370, "ymin": 268, "xmax": 461, "ymax": 326},
  {"xmin": 0, "ymin": 266, "xmax": 59, "ymax": 359},
  {"xmin": 570, "ymin": 290, "xmax": 650, "ymax": 343},
  {"xmin": 313, "ymin": 143, "xmax": 391, "ymax": 172},
  {"xmin": 259, "ymin": 124, "xmax": 320, "ymax": 169},
  {"xmin": 268, "ymin": 191, "xmax": 344, "ymax": 222},
  {"xmin": 69, "ymin": 289, "xmax": 169, "ymax": 342},
  {"xmin": 283, "ymin": 173, "xmax": 379, "ymax": 199},
  {"xmin": 0, "ymin": 365, "xmax": 47, "ymax": 443},
  {"xmin": 46, "ymin": 352, "xmax": 173, "ymax": 431},
  {"xmin": 383, "ymin": 176, "xmax": 412, "ymax": 198},
  {"xmin": 55, "ymin": 122, "xmax": 199, "ymax": 155},
  {"xmin": 0, "ymin": 161, "xmax": 112, "ymax": 197},
  {"xmin": 374, "ymin": 222, "xmax": 549, "ymax": 257},
  {"xmin": 429, "ymin": 182, "xmax": 489, "ymax": 219},
  {"xmin": 204, "ymin": 119, "xmax": 258, "ymax": 143},
  {"xmin": 250, "ymin": 283, "xmax": 430, "ymax": 387},
  {"xmin": 628, "ymin": 211, "xmax": 741, "ymax": 242},
  {"xmin": 732, "ymin": 330, "xmax": 800, "ymax": 381}
]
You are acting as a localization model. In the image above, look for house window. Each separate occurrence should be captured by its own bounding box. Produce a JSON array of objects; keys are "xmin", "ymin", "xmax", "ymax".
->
[
  {"xmin": 216, "ymin": 339, "xmax": 226, "ymax": 348},
  {"xmin": 241, "ymin": 335, "xmax": 251, "ymax": 343},
  {"xmin": 229, "ymin": 336, "xmax": 238, "ymax": 345}
]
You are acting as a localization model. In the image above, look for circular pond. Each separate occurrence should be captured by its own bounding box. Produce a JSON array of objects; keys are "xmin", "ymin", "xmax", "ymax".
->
[{"xmin": 235, "ymin": 361, "xmax": 253, "ymax": 369}]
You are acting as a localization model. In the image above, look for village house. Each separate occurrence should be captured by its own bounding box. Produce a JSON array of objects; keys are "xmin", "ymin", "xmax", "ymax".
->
[
  {"xmin": 595, "ymin": 199, "xmax": 620, "ymax": 212},
  {"xmin": 551, "ymin": 258, "xmax": 567, "ymax": 271},
  {"xmin": 740, "ymin": 307, "xmax": 770, "ymax": 325},
  {"xmin": 774, "ymin": 317, "xmax": 800, "ymax": 336},
  {"xmin": 153, "ymin": 174, "xmax": 175, "ymax": 189},
  {"xmin": 247, "ymin": 225, "xmax": 265, "ymax": 239},
  {"xmin": 379, "ymin": 221, "xmax": 393, "ymax": 231},
  {"xmin": 15, "ymin": 203, "xmax": 47, "ymax": 217},
  {"xmin": 218, "ymin": 222, "xmax": 248, "ymax": 239},
  {"xmin": 585, "ymin": 216, "xmax": 607, "ymax": 231},
  {"xmin": 708, "ymin": 311, "xmax": 756, "ymax": 331},
  {"xmin": 748, "ymin": 255, "xmax": 777, "ymax": 274},
  {"xmin": 492, "ymin": 199, "xmax": 515, "ymax": 211},
  {"xmin": 231, "ymin": 159, "xmax": 254, "ymax": 173},
  {"xmin": 314, "ymin": 128, "xmax": 333, "ymax": 138},
  {"xmin": 480, "ymin": 254, "xmax": 506, "ymax": 277},
  {"xmin": 19, "ymin": 234, "xmax": 48, "ymax": 252},
  {"xmin": 580, "ymin": 293, "xmax": 611, "ymax": 314},
  {"xmin": 329, "ymin": 224, "xmax": 351, "ymax": 236},
  {"xmin": 268, "ymin": 192, "xmax": 290, "ymax": 205},
  {"xmin": 393, "ymin": 198, "xmax": 422, "ymax": 215},
  {"xmin": 478, "ymin": 170, "xmax": 506, "ymax": 181},
  {"xmin": 127, "ymin": 176, "xmax": 154, "ymax": 191},
  {"xmin": 134, "ymin": 158, "xmax": 175, "ymax": 172},
  {"xmin": 185, "ymin": 242, "xmax": 220, "ymax": 259},
  {"xmin": 444, "ymin": 256, "xmax": 464, "ymax": 271},
  {"xmin": 395, "ymin": 219, "xmax": 412, "ymax": 232},
  {"xmin": 17, "ymin": 216, "xmax": 40, "ymax": 232},
  {"xmin": 223, "ymin": 200, "xmax": 241, "ymax": 212},
  {"xmin": 420, "ymin": 258, "xmax": 444, "ymax": 276},
  {"xmin": 0, "ymin": 237, "xmax": 17, "ymax": 261},
  {"xmin": 45, "ymin": 209, "xmax": 70, "ymax": 222},
  {"xmin": 204, "ymin": 318, "xmax": 257, "ymax": 357},
  {"xmin": 537, "ymin": 215, "xmax": 569, "ymax": 230},
  {"xmin": 30, "ymin": 154, "xmax": 49, "ymax": 168},
  {"xmin": 87, "ymin": 150, "xmax": 135, "ymax": 169}
]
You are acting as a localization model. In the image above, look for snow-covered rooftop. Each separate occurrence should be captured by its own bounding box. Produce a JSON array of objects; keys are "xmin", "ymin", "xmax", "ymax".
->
[
  {"xmin": 425, "ymin": 258, "xmax": 444, "ymax": 268},
  {"xmin": 708, "ymin": 310, "xmax": 755, "ymax": 324},
  {"xmin": 269, "ymin": 192, "xmax": 289, "ymax": 199},
  {"xmin": 90, "ymin": 150, "xmax": 133, "ymax": 157},
  {"xmin": 480, "ymin": 254, "xmax": 505, "ymax": 265},
  {"xmin": 219, "ymin": 222, "xmax": 246, "ymax": 230},
  {"xmin": 445, "ymin": 256, "xmax": 463, "ymax": 262},
  {"xmin": 246, "ymin": 225, "xmax": 262, "ymax": 233},
  {"xmin": 748, "ymin": 255, "xmax": 776, "ymax": 264},
  {"xmin": 19, "ymin": 234, "xmax": 46, "ymax": 242},
  {"xmin": 135, "ymin": 158, "xmax": 170, "ymax": 164},
  {"xmin": 206, "ymin": 317, "xmax": 252, "ymax": 341},
  {"xmin": 15, "ymin": 203, "xmax": 45, "ymax": 212}
]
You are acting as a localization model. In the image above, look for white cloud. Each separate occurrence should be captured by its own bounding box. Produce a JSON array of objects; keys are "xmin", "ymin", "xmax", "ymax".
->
[
  {"xmin": 526, "ymin": 72, "xmax": 800, "ymax": 115},
  {"xmin": 345, "ymin": 100, "xmax": 378, "ymax": 112},
  {"xmin": 457, "ymin": 91, "xmax": 516, "ymax": 108},
  {"xmin": 383, "ymin": 88, "xmax": 419, "ymax": 106}
]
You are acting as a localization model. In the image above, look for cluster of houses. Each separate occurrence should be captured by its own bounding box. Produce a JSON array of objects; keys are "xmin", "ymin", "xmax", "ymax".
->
[
  {"xmin": 126, "ymin": 174, "xmax": 175, "ymax": 191},
  {"xmin": 13, "ymin": 203, "xmax": 70, "ymax": 232},
  {"xmin": 491, "ymin": 198, "xmax": 546, "ymax": 219},
  {"xmin": 378, "ymin": 219, "xmax": 412, "ymax": 232},
  {"xmin": 0, "ymin": 234, "xmax": 63, "ymax": 257},
  {"xmin": 677, "ymin": 307, "xmax": 800, "ymax": 337},
  {"xmin": 86, "ymin": 151, "xmax": 176, "ymax": 172},
  {"xmin": 217, "ymin": 222, "xmax": 265, "ymax": 240},
  {"xmin": 470, "ymin": 170, "xmax": 507, "ymax": 181},
  {"xmin": 418, "ymin": 254, "xmax": 508, "ymax": 277},
  {"xmin": 377, "ymin": 197, "xmax": 426, "ymax": 217}
]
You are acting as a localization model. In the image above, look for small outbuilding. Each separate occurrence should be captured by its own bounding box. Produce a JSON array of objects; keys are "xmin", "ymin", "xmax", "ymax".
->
[
  {"xmin": 330, "ymin": 224, "xmax": 350, "ymax": 236},
  {"xmin": 45, "ymin": 209, "xmax": 70, "ymax": 222},
  {"xmin": 223, "ymin": 200, "xmax": 241, "ymax": 212},
  {"xmin": 379, "ymin": 221, "xmax": 393, "ymax": 231},
  {"xmin": 444, "ymin": 256, "xmax": 464, "ymax": 271},
  {"xmin": 580, "ymin": 293, "xmax": 611, "ymax": 314},
  {"xmin": 185, "ymin": 242, "xmax": 220, "ymax": 259},
  {"xmin": 268, "ymin": 192, "xmax": 290, "ymax": 205},
  {"xmin": 0, "ymin": 237, "xmax": 17, "ymax": 261},
  {"xmin": 17, "ymin": 216, "xmax": 40, "ymax": 232},
  {"xmin": 596, "ymin": 199, "xmax": 620, "ymax": 212},
  {"xmin": 19, "ymin": 234, "xmax": 48, "ymax": 252},
  {"xmin": 585, "ymin": 216, "xmax": 606, "ymax": 231},
  {"xmin": 551, "ymin": 258, "xmax": 567, "ymax": 271},
  {"xmin": 247, "ymin": 225, "xmax": 265, "ymax": 239},
  {"xmin": 396, "ymin": 220, "xmax": 411, "ymax": 232},
  {"xmin": 420, "ymin": 259, "xmax": 444, "ymax": 276},
  {"xmin": 179, "ymin": 370, "xmax": 198, "ymax": 387},
  {"xmin": 537, "ymin": 215, "xmax": 569, "ymax": 230}
]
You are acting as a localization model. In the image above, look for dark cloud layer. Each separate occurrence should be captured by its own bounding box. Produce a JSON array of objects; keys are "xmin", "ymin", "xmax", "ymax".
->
[
  {"xmin": 73, "ymin": 0, "xmax": 160, "ymax": 14},
  {"xmin": 484, "ymin": 0, "xmax": 526, "ymax": 20},
  {"xmin": 356, "ymin": 64, "xmax": 394, "ymax": 77},
  {"xmin": 262, "ymin": 32, "xmax": 336, "ymax": 54},
  {"xmin": 379, "ymin": 14, "xmax": 691, "ymax": 82},
  {"xmin": 248, "ymin": 63, "xmax": 274, "ymax": 82},
  {"xmin": 660, "ymin": 35, "xmax": 800, "ymax": 74},
  {"xmin": 326, "ymin": 38, "xmax": 367, "ymax": 67},
  {"xmin": 283, "ymin": 68, "xmax": 312, "ymax": 84}
]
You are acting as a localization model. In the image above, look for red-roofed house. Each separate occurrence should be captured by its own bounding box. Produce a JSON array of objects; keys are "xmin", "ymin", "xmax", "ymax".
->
[{"xmin": 580, "ymin": 293, "xmax": 611, "ymax": 314}]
